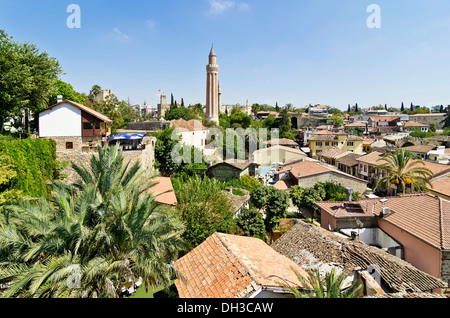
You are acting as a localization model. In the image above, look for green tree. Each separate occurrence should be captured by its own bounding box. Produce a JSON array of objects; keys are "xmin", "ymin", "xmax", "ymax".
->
[
  {"xmin": 0, "ymin": 144, "xmax": 188, "ymax": 298},
  {"xmin": 172, "ymin": 175, "xmax": 237, "ymax": 246},
  {"xmin": 250, "ymin": 185, "xmax": 289, "ymax": 231},
  {"xmin": 372, "ymin": 149, "xmax": 434, "ymax": 195},
  {"xmin": 290, "ymin": 185, "xmax": 305, "ymax": 211},
  {"xmin": 430, "ymin": 122, "xmax": 437, "ymax": 133},
  {"xmin": 49, "ymin": 80, "xmax": 87, "ymax": 105},
  {"xmin": 153, "ymin": 127, "xmax": 204, "ymax": 177},
  {"xmin": 230, "ymin": 111, "xmax": 252, "ymax": 129},
  {"xmin": 279, "ymin": 108, "xmax": 292, "ymax": 136},
  {"xmin": 330, "ymin": 113, "xmax": 344, "ymax": 127},
  {"xmin": 236, "ymin": 207, "xmax": 266, "ymax": 239},
  {"xmin": 0, "ymin": 30, "xmax": 63, "ymax": 132},
  {"xmin": 283, "ymin": 268, "xmax": 360, "ymax": 298},
  {"xmin": 301, "ymin": 184, "xmax": 326, "ymax": 216},
  {"xmin": 265, "ymin": 189, "xmax": 290, "ymax": 231}
]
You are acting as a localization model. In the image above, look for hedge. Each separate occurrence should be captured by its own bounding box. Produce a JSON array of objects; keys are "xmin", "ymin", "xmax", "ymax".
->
[{"xmin": 0, "ymin": 138, "xmax": 57, "ymax": 198}]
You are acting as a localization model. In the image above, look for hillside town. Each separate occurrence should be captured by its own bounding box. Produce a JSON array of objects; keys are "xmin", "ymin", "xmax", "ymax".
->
[{"xmin": 1, "ymin": 2, "xmax": 450, "ymax": 309}]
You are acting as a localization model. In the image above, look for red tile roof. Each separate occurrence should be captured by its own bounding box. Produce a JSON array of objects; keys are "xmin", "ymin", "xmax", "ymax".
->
[
  {"xmin": 317, "ymin": 193, "xmax": 450, "ymax": 250},
  {"xmin": 151, "ymin": 177, "xmax": 178, "ymax": 206},
  {"xmin": 38, "ymin": 100, "xmax": 113, "ymax": 123},
  {"xmin": 174, "ymin": 233, "xmax": 308, "ymax": 298}
]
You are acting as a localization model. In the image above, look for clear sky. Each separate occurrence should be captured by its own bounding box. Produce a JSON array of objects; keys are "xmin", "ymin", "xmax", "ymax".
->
[{"xmin": 1, "ymin": 0, "xmax": 450, "ymax": 110}]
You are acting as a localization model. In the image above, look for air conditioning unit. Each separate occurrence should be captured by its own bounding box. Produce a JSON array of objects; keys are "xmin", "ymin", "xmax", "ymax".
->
[{"xmin": 382, "ymin": 207, "xmax": 390, "ymax": 216}]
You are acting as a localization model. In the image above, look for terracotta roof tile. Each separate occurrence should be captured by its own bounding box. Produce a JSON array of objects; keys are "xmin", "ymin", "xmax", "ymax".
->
[
  {"xmin": 150, "ymin": 177, "xmax": 178, "ymax": 206},
  {"xmin": 272, "ymin": 220, "xmax": 446, "ymax": 292},
  {"xmin": 356, "ymin": 151, "xmax": 385, "ymax": 165},
  {"xmin": 402, "ymin": 145, "xmax": 436, "ymax": 153},
  {"xmin": 39, "ymin": 100, "xmax": 113, "ymax": 123},
  {"xmin": 174, "ymin": 233, "xmax": 308, "ymax": 298},
  {"xmin": 317, "ymin": 193, "xmax": 450, "ymax": 251}
]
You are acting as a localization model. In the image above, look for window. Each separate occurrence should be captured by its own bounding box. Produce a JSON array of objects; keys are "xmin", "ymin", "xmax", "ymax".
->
[
  {"xmin": 317, "ymin": 142, "xmax": 323, "ymax": 147},
  {"xmin": 83, "ymin": 123, "xmax": 93, "ymax": 130},
  {"xmin": 66, "ymin": 142, "xmax": 73, "ymax": 149},
  {"xmin": 332, "ymin": 142, "xmax": 338, "ymax": 147},
  {"xmin": 325, "ymin": 142, "xmax": 329, "ymax": 146},
  {"xmin": 347, "ymin": 142, "xmax": 354, "ymax": 147},
  {"xmin": 94, "ymin": 123, "xmax": 100, "ymax": 129}
]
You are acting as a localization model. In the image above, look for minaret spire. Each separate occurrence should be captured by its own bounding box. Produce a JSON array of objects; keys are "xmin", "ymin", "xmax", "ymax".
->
[{"xmin": 206, "ymin": 45, "xmax": 219, "ymax": 125}]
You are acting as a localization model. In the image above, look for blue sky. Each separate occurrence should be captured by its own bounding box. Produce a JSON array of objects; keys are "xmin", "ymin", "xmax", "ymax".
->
[{"xmin": 1, "ymin": 0, "xmax": 450, "ymax": 110}]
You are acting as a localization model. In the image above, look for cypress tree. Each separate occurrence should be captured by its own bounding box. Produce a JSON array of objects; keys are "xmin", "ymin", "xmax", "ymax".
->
[{"xmin": 401, "ymin": 102, "xmax": 404, "ymax": 112}]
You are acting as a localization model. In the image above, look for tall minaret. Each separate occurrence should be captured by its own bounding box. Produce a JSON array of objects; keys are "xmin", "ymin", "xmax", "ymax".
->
[{"xmin": 206, "ymin": 45, "xmax": 219, "ymax": 125}]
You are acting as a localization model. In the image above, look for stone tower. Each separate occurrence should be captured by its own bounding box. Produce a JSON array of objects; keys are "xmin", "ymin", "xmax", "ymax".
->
[
  {"xmin": 206, "ymin": 45, "xmax": 219, "ymax": 125},
  {"xmin": 158, "ymin": 93, "xmax": 169, "ymax": 119}
]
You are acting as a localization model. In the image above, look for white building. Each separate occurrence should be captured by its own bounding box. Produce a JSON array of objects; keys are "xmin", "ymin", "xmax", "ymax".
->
[
  {"xmin": 38, "ymin": 99, "xmax": 112, "ymax": 153},
  {"xmin": 170, "ymin": 119, "xmax": 209, "ymax": 152}
]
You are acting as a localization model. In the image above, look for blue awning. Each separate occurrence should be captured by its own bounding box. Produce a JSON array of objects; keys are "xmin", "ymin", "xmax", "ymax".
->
[{"xmin": 108, "ymin": 133, "xmax": 145, "ymax": 141}]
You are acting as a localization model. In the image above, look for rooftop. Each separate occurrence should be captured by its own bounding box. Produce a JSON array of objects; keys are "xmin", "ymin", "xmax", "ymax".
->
[
  {"xmin": 39, "ymin": 100, "xmax": 113, "ymax": 123},
  {"xmin": 402, "ymin": 145, "xmax": 436, "ymax": 154},
  {"xmin": 272, "ymin": 219, "xmax": 446, "ymax": 293},
  {"xmin": 151, "ymin": 177, "xmax": 178, "ymax": 206},
  {"xmin": 336, "ymin": 152, "xmax": 363, "ymax": 167},
  {"xmin": 174, "ymin": 233, "xmax": 308, "ymax": 298},
  {"xmin": 317, "ymin": 193, "xmax": 450, "ymax": 251},
  {"xmin": 170, "ymin": 119, "xmax": 206, "ymax": 131}
]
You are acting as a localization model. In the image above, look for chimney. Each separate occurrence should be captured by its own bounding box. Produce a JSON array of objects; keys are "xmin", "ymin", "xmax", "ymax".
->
[
  {"xmin": 345, "ymin": 187, "xmax": 354, "ymax": 202},
  {"xmin": 57, "ymin": 95, "xmax": 63, "ymax": 103},
  {"xmin": 351, "ymin": 231, "xmax": 360, "ymax": 242}
]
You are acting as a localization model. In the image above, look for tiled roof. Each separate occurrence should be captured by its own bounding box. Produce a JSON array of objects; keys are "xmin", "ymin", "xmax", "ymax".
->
[
  {"xmin": 171, "ymin": 119, "xmax": 206, "ymax": 131},
  {"xmin": 280, "ymin": 159, "xmax": 366, "ymax": 182},
  {"xmin": 272, "ymin": 220, "xmax": 446, "ymax": 293},
  {"xmin": 253, "ymin": 145, "xmax": 307, "ymax": 157},
  {"xmin": 263, "ymin": 138, "xmax": 299, "ymax": 146},
  {"xmin": 318, "ymin": 193, "xmax": 450, "ymax": 251},
  {"xmin": 317, "ymin": 148, "xmax": 349, "ymax": 159},
  {"xmin": 209, "ymin": 159, "xmax": 252, "ymax": 171},
  {"xmin": 408, "ymin": 159, "xmax": 450, "ymax": 178},
  {"xmin": 404, "ymin": 122, "xmax": 430, "ymax": 127},
  {"xmin": 336, "ymin": 152, "xmax": 362, "ymax": 167},
  {"xmin": 429, "ymin": 175, "xmax": 450, "ymax": 198},
  {"xmin": 345, "ymin": 122, "xmax": 367, "ymax": 128},
  {"xmin": 174, "ymin": 233, "xmax": 308, "ymax": 298},
  {"xmin": 369, "ymin": 116, "xmax": 401, "ymax": 122},
  {"xmin": 402, "ymin": 145, "xmax": 436, "ymax": 154},
  {"xmin": 280, "ymin": 160, "xmax": 332, "ymax": 178},
  {"xmin": 151, "ymin": 177, "xmax": 178, "ymax": 206},
  {"xmin": 308, "ymin": 135, "xmax": 338, "ymax": 141},
  {"xmin": 38, "ymin": 100, "xmax": 113, "ymax": 123},
  {"xmin": 311, "ymin": 130, "xmax": 335, "ymax": 135},
  {"xmin": 356, "ymin": 151, "xmax": 385, "ymax": 165}
]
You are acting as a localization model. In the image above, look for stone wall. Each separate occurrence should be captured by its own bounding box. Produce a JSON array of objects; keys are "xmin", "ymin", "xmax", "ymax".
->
[
  {"xmin": 123, "ymin": 121, "xmax": 170, "ymax": 132},
  {"xmin": 53, "ymin": 137, "xmax": 156, "ymax": 184},
  {"xmin": 298, "ymin": 171, "xmax": 368, "ymax": 195},
  {"xmin": 441, "ymin": 251, "xmax": 450, "ymax": 290}
]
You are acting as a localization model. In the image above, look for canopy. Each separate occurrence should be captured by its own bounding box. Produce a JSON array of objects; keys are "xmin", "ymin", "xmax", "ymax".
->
[{"xmin": 108, "ymin": 133, "xmax": 145, "ymax": 141}]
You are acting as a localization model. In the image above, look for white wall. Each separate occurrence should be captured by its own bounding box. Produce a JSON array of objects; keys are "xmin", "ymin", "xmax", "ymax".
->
[
  {"xmin": 177, "ymin": 129, "xmax": 208, "ymax": 151},
  {"xmin": 39, "ymin": 103, "xmax": 82, "ymax": 137}
]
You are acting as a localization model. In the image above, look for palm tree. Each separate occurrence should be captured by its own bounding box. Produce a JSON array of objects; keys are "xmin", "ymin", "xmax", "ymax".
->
[
  {"xmin": 0, "ymin": 144, "xmax": 188, "ymax": 298},
  {"xmin": 283, "ymin": 267, "xmax": 360, "ymax": 298},
  {"xmin": 372, "ymin": 149, "xmax": 434, "ymax": 195}
]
